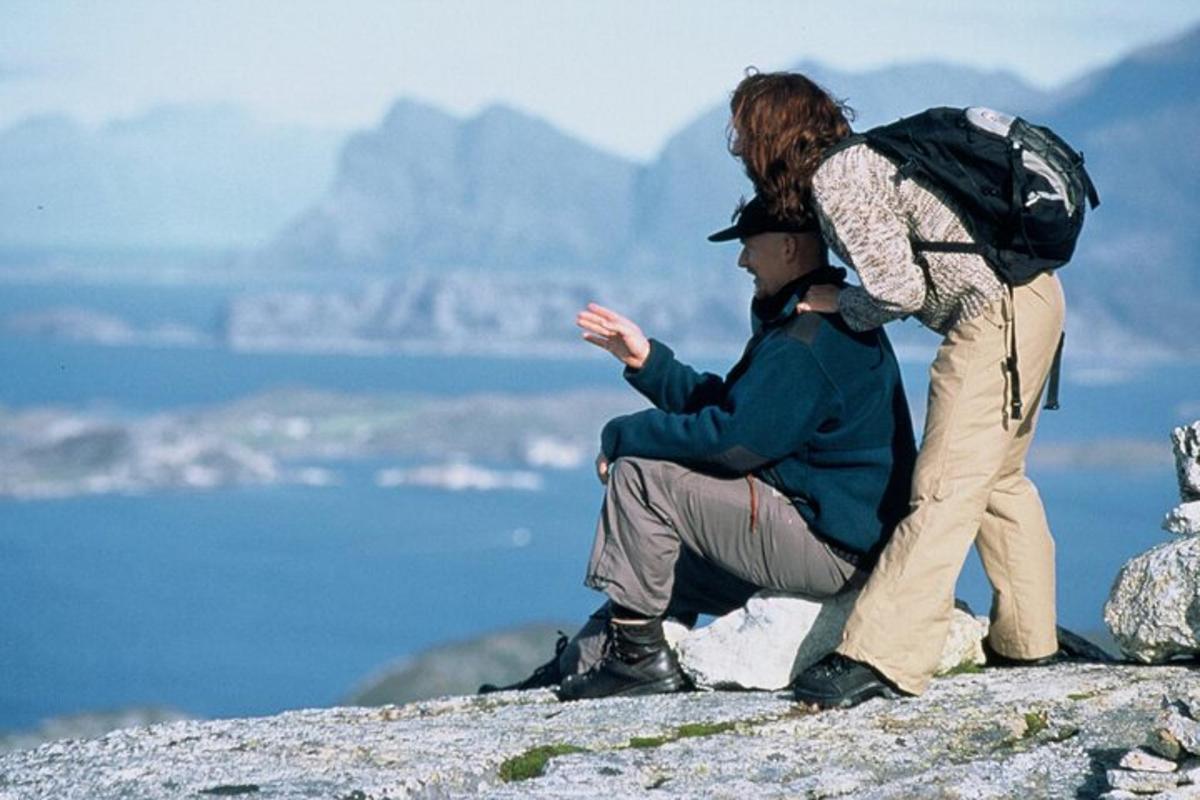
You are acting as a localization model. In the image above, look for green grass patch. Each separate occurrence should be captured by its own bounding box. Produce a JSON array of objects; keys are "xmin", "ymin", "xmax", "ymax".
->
[
  {"xmin": 1047, "ymin": 725, "xmax": 1080, "ymax": 743},
  {"xmin": 627, "ymin": 721, "xmax": 739, "ymax": 750},
  {"xmin": 498, "ymin": 744, "xmax": 587, "ymax": 782},
  {"xmin": 500, "ymin": 719, "xmax": 747, "ymax": 780},
  {"xmin": 675, "ymin": 721, "xmax": 738, "ymax": 739},
  {"xmin": 1067, "ymin": 691, "xmax": 1099, "ymax": 702},
  {"xmin": 628, "ymin": 735, "xmax": 672, "ymax": 749},
  {"xmin": 1022, "ymin": 710, "xmax": 1049, "ymax": 738}
]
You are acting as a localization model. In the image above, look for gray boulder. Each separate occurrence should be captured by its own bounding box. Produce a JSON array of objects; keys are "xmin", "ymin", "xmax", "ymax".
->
[
  {"xmin": 1105, "ymin": 535, "xmax": 1200, "ymax": 662},
  {"xmin": 1174, "ymin": 422, "xmax": 1200, "ymax": 501},
  {"xmin": 676, "ymin": 590, "xmax": 986, "ymax": 690}
]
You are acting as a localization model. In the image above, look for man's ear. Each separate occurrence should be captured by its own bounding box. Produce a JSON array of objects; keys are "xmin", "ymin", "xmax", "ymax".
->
[{"xmin": 782, "ymin": 233, "xmax": 798, "ymax": 262}]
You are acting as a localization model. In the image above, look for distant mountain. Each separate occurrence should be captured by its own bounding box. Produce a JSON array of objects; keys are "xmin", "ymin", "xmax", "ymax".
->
[
  {"xmin": 1040, "ymin": 25, "xmax": 1200, "ymax": 350},
  {"xmin": 5, "ymin": 26, "xmax": 1195, "ymax": 356},
  {"xmin": 258, "ymin": 27, "xmax": 1198, "ymax": 354},
  {"xmin": 258, "ymin": 63, "xmax": 1057, "ymax": 284},
  {"xmin": 0, "ymin": 105, "xmax": 342, "ymax": 249},
  {"xmin": 258, "ymin": 101, "xmax": 638, "ymax": 273}
]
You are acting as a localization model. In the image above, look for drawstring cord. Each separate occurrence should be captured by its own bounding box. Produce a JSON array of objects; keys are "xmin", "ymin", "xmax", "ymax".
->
[{"xmin": 746, "ymin": 476, "xmax": 758, "ymax": 533}]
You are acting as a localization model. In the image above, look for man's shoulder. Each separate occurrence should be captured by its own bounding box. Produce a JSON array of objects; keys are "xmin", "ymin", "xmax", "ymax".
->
[
  {"xmin": 778, "ymin": 311, "xmax": 825, "ymax": 345},
  {"xmin": 777, "ymin": 311, "xmax": 873, "ymax": 346},
  {"xmin": 776, "ymin": 311, "xmax": 894, "ymax": 362}
]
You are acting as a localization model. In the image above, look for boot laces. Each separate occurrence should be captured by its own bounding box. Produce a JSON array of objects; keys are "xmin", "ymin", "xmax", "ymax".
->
[
  {"xmin": 516, "ymin": 632, "xmax": 569, "ymax": 689},
  {"xmin": 814, "ymin": 653, "xmax": 857, "ymax": 679}
]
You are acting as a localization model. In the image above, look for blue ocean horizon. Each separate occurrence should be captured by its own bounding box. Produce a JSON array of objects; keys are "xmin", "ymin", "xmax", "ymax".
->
[{"xmin": 0, "ymin": 280, "xmax": 1194, "ymax": 733}]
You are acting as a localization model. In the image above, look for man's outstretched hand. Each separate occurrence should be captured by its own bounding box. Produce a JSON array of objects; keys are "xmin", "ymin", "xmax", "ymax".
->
[{"xmin": 576, "ymin": 303, "xmax": 650, "ymax": 370}]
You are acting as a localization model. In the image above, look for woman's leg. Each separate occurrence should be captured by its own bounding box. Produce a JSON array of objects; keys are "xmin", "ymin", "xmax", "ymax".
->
[
  {"xmin": 837, "ymin": 272, "xmax": 1064, "ymax": 695},
  {"xmin": 975, "ymin": 272, "xmax": 1064, "ymax": 658}
]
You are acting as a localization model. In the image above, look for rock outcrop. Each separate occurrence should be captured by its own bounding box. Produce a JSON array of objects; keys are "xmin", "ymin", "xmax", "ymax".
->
[
  {"xmin": 1, "ymin": 664, "xmax": 1196, "ymax": 799},
  {"xmin": 1106, "ymin": 421, "xmax": 1200, "ymax": 662},
  {"xmin": 1164, "ymin": 422, "xmax": 1200, "ymax": 535},
  {"xmin": 1173, "ymin": 422, "xmax": 1200, "ymax": 502},
  {"xmin": 1100, "ymin": 692, "xmax": 1200, "ymax": 798},
  {"xmin": 1164, "ymin": 502, "xmax": 1200, "ymax": 536},
  {"xmin": 1106, "ymin": 536, "xmax": 1200, "ymax": 663}
]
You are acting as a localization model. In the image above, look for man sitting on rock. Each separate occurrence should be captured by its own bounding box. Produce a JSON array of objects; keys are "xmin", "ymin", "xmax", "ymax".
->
[{"xmin": 482, "ymin": 196, "xmax": 918, "ymax": 700}]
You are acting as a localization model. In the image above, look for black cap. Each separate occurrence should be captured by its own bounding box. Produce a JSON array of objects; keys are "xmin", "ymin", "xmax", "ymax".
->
[{"xmin": 707, "ymin": 195, "xmax": 820, "ymax": 242}]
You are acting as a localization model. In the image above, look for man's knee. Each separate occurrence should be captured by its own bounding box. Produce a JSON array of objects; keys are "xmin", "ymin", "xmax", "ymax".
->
[{"xmin": 607, "ymin": 456, "xmax": 653, "ymax": 495}]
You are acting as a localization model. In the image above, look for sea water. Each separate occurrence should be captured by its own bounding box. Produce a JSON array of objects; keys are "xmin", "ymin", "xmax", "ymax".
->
[{"xmin": 0, "ymin": 280, "xmax": 1195, "ymax": 731}]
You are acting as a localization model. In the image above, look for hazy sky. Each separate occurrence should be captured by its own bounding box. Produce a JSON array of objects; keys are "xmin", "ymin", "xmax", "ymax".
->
[{"xmin": 3, "ymin": 0, "xmax": 1198, "ymax": 159}]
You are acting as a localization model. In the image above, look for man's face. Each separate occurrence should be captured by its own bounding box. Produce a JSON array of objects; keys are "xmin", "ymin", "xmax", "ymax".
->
[{"xmin": 737, "ymin": 232, "xmax": 822, "ymax": 299}]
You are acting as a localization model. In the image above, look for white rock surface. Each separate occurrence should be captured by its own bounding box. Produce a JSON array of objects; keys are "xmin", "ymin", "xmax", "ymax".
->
[
  {"xmin": 676, "ymin": 591, "xmax": 855, "ymax": 689},
  {"xmin": 1106, "ymin": 767, "xmax": 1183, "ymax": 793},
  {"xmin": 1105, "ymin": 536, "xmax": 1200, "ymax": 663},
  {"xmin": 1, "ymin": 665, "xmax": 1196, "ymax": 800},
  {"xmin": 1162, "ymin": 710, "xmax": 1200, "ymax": 756},
  {"xmin": 1118, "ymin": 747, "xmax": 1178, "ymax": 772},
  {"xmin": 1164, "ymin": 501, "xmax": 1200, "ymax": 535},
  {"xmin": 661, "ymin": 619, "xmax": 690, "ymax": 649},
  {"xmin": 675, "ymin": 590, "xmax": 986, "ymax": 690},
  {"xmin": 1174, "ymin": 422, "xmax": 1200, "ymax": 501},
  {"xmin": 938, "ymin": 607, "xmax": 991, "ymax": 673}
]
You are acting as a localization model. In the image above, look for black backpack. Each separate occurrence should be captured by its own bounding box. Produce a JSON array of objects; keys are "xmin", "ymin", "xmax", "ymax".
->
[
  {"xmin": 827, "ymin": 106, "xmax": 1100, "ymax": 285},
  {"xmin": 824, "ymin": 107, "xmax": 1101, "ymax": 418}
]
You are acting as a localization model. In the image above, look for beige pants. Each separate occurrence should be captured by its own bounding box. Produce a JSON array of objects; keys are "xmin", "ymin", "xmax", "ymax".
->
[{"xmin": 839, "ymin": 271, "xmax": 1065, "ymax": 695}]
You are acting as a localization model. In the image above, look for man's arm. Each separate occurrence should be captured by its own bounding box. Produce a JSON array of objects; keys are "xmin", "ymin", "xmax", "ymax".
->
[
  {"xmin": 577, "ymin": 303, "xmax": 726, "ymax": 412},
  {"xmin": 601, "ymin": 336, "xmax": 837, "ymax": 474},
  {"xmin": 623, "ymin": 338, "xmax": 727, "ymax": 413}
]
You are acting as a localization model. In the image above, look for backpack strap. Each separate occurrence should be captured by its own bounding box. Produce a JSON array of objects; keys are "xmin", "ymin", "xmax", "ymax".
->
[
  {"xmin": 819, "ymin": 133, "xmax": 868, "ymax": 164},
  {"xmin": 1043, "ymin": 332, "xmax": 1065, "ymax": 411},
  {"xmin": 912, "ymin": 241, "xmax": 986, "ymax": 255},
  {"xmin": 1081, "ymin": 161, "xmax": 1101, "ymax": 210},
  {"xmin": 1006, "ymin": 284, "xmax": 1024, "ymax": 421}
]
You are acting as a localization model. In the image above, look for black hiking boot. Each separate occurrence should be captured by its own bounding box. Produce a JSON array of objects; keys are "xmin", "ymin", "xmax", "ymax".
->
[
  {"xmin": 790, "ymin": 653, "xmax": 903, "ymax": 709},
  {"xmin": 982, "ymin": 625, "xmax": 1116, "ymax": 668},
  {"xmin": 478, "ymin": 632, "xmax": 569, "ymax": 694},
  {"xmin": 556, "ymin": 619, "xmax": 689, "ymax": 701}
]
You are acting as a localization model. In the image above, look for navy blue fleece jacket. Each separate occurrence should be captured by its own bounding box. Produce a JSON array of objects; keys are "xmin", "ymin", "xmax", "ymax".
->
[{"xmin": 600, "ymin": 268, "xmax": 917, "ymax": 557}]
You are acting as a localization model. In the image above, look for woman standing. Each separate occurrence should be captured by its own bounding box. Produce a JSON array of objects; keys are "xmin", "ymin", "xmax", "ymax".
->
[{"xmin": 727, "ymin": 71, "xmax": 1068, "ymax": 707}]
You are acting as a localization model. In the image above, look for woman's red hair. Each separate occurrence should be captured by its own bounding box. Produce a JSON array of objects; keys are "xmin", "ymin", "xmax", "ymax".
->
[{"xmin": 728, "ymin": 71, "xmax": 854, "ymax": 222}]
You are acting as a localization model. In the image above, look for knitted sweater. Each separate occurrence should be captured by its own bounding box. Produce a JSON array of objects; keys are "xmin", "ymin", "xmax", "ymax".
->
[{"xmin": 812, "ymin": 141, "xmax": 1006, "ymax": 335}]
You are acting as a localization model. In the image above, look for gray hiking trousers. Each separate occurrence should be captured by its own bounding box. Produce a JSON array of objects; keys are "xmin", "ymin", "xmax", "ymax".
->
[{"xmin": 560, "ymin": 456, "xmax": 866, "ymax": 676}]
